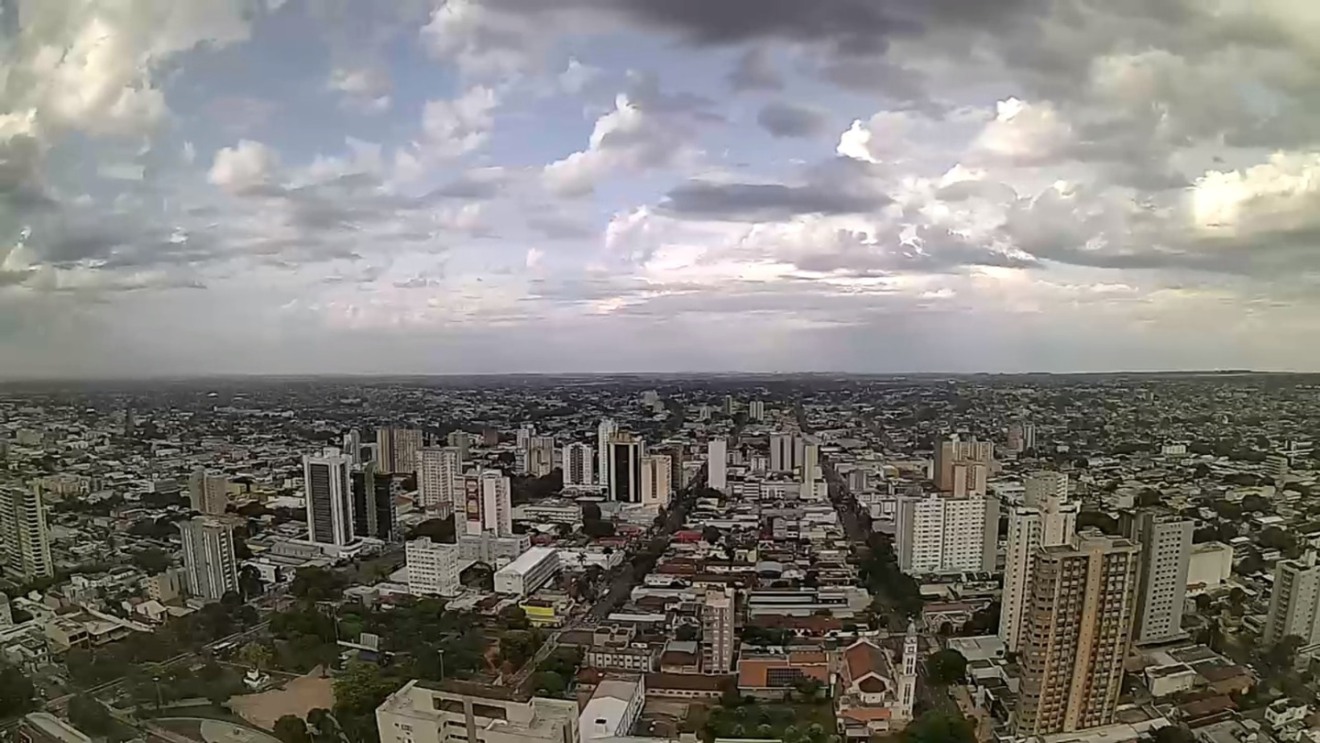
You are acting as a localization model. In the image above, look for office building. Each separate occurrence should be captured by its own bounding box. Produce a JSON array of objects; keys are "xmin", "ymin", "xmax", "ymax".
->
[
  {"xmin": 352, "ymin": 463, "xmax": 396, "ymax": 541},
  {"xmin": 376, "ymin": 427, "xmax": 423, "ymax": 475},
  {"xmin": 1016, "ymin": 532, "xmax": 1141, "ymax": 737},
  {"xmin": 702, "ymin": 586, "xmax": 736, "ymax": 674},
  {"xmin": 406, "ymin": 538, "xmax": 461, "ymax": 597},
  {"xmin": 0, "ymin": 485, "xmax": 53, "ymax": 580},
  {"xmin": 895, "ymin": 493, "xmax": 997, "ymax": 575},
  {"xmin": 563, "ymin": 443, "xmax": 594, "ymax": 487},
  {"xmin": 607, "ymin": 433, "xmax": 643, "ymax": 503},
  {"xmin": 1264, "ymin": 552, "xmax": 1320, "ymax": 645},
  {"xmin": 640, "ymin": 454, "xmax": 672, "ymax": 508},
  {"xmin": 597, "ymin": 418, "xmax": 618, "ymax": 493},
  {"xmin": 934, "ymin": 436, "xmax": 994, "ymax": 494},
  {"xmin": 707, "ymin": 438, "xmax": 727, "ymax": 494},
  {"xmin": 722, "ymin": 395, "xmax": 736, "ymax": 415},
  {"xmin": 303, "ymin": 448, "xmax": 355, "ymax": 547},
  {"xmin": 769, "ymin": 433, "xmax": 794, "ymax": 473},
  {"xmin": 747, "ymin": 400, "xmax": 765, "ymax": 422},
  {"xmin": 494, "ymin": 546, "xmax": 560, "ymax": 597},
  {"xmin": 999, "ymin": 473, "xmax": 1079, "ymax": 652},
  {"xmin": 1128, "ymin": 512, "xmax": 1192, "ymax": 645},
  {"xmin": 178, "ymin": 516, "xmax": 239, "ymax": 602},
  {"xmin": 188, "ymin": 468, "xmax": 229, "ymax": 515},
  {"xmin": 417, "ymin": 447, "xmax": 462, "ymax": 516},
  {"xmin": 376, "ymin": 681, "xmax": 579, "ymax": 743},
  {"xmin": 464, "ymin": 470, "xmax": 513, "ymax": 537},
  {"xmin": 528, "ymin": 435, "xmax": 556, "ymax": 477}
]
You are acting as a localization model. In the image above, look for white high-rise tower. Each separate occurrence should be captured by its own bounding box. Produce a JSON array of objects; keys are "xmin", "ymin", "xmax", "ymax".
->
[
  {"xmin": 597, "ymin": 418, "xmax": 618, "ymax": 493},
  {"xmin": 303, "ymin": 448, "xmax": 355, "ymax": 547},
  {"xmin": 707, "ymin": 438, "xmax": 727, "ymax": 493},
  {"xmin": 999, "ymin": 472, "xmax": 1079, "ymax": 652},
  {"xmin": 0, "ymin": 485, "xmax": 52, "ymax": 580},
  {"xmin": 417, "ymin": 447, "xmax": 462, "ymax": 516},
  {"xmin": 179, "ymin": 516, "xmax": 239, "ymax": 602}
]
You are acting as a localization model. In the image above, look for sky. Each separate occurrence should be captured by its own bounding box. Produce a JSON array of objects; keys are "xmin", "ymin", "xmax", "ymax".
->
[{"xmin": 3, "ymin": 0, "xmax": 1320, "ymax": 377}]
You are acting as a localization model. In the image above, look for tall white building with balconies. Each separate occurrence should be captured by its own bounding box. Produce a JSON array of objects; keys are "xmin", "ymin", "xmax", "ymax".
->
[
  {"xmin": 179, "ymin": 516, "xmax": 239, "ymax": 602},
  {"xmin": 417, "ymin": 447, "xmax": 462, "ymax": 516},
  {"xmin": 563, "ymin": 443, "xmax": 594, "ymax": 487},
  {"xmin": 999, "ymin": 472, "xmax": 1079, "ymax": 652},
  {"xmin": 895, "ymin": 493, "xmax": 997, "ymax": 575},
  {"xmin": 707, "ymin": 438, "xmax": 727, "ymax": 493}
]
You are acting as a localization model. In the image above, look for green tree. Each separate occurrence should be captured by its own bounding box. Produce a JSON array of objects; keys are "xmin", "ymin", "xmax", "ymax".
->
[
  {"xmin": 240, "ymin": 641, "xmax": 274, "ymax": 670},
  {"xmin": 0, "ymin": 664, "xmax": 36, "ymax": 717},
  {"xmin": 407, "ymin": 517, "xmax": 456, "ymax": 543},
  {"xmin": 1153, "ymin": 725, "xmax": 1197, "ymax": 743},
  {"xmin": 273, "ymin": 715, "xmax": 312, "ymax": 743},
  {"xmin": 902, "ymin": 710, "xmax": 975, "ymax": 743},
  {"xmin": 67, "ymin": 695, "xmax": 114, "ymax": 736},
  {"xmin": 534, "ymin": 671, "xmax": 566, "ymax": 697},
  {"xmin": 925, "ymin": 649, "xmax": 968, "ymax": 686},
  {"xmin": 131, "ymin": 547, "xmax": 172, "ymax": 575},
  {"xmin": 676, "ymin": 624, "xmax": 698, "ymax": 641}
]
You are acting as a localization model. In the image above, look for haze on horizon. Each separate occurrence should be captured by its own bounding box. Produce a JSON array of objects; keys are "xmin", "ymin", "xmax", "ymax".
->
[{"xmin": 2, "ymin": 0, "xmax": 1320, "ymax": 378}]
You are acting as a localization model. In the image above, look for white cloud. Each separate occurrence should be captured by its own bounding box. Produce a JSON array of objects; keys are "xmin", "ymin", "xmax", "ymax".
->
[
  {"xmin": 836, "ymin": 112, "xmax": 915, "ymax": 164},
  {"xmin": 327, "ymin": 66, "xmax": 393, "ymax": 115},
  {"xmin": 208, "ymin": 140, "xmax": 280, "ymax": 194},
  {"xmin": 421, "ymin": 86, "xmax": 500, "ymax": 157},
  {"xmin": 543, "ymin": 94, "xmax": 696, "ymax": 196},
  {"xmin": 559, "ymin": 57, "xmax": 600, "ymax": 93}
]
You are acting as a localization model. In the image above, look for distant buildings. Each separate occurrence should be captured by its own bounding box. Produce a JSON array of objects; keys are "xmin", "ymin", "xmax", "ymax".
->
[
  {"xmin": 1264, "ymin": 551, "xmax": 1320, "ymax": 645},
  {"xmin": 178, "ymin": 516, "xmax": 239, "ymax": 602},
  {"xmin": 303, "ymin": 448, "xmax": 355, "ymax": 547},
  {"xmin": 707, "ymin": 438, "xmax": 727, "ymax": 494},
  {"xmin": 1128, "ymin": 511, "xmax": 1192, "ymax": 645},
  {"xmin": 702, "ymin": 586, "xmax": 735, "ymax": 674},
  {"xmin": 1016, "ymin": 532, "xmax": 1141, "ymax": 737},
  {"xmin": 417, "ymin": 447, "xmax": 462, "ymax": 516},
  {"xmin": 188, "ymin": 468, "xmax": 229, "ymax": 515},
  {"xmin": 1000, "ymin": 472, "xmax": 1078, "ymax": 652},
  {"xmin": 934, "ymin": 436, "xmax": 993, "ymax": 495},
  {"xmin": 406, "ymin": 538, "xmax": 461, "ymax": 597},
  {"xmin": 640, "ymin": 454, "xmax": 672, "ymax": 508},
  {"xmin": 527, "ymin": 435, "xmax": 556, "ymax": 477},
  {"xmin": 894, "ymin": 493, "xmax": 997, "ymax": 575},
  {"xmin": 0, "ymin": 485, "xmax": 53, "ymax": 580},
  {"xmin": 748, "ymin": 399, "xmax": 765, "ymax": 422},
  {"xmin": 376, "ymin": 427, "xmax": 423, "ymax": 475},
  {"xmin": 799, "ymin": 437, "xmax": 821, "ymax": 493},
  {"xmin": 606, "ymin": 433, "xmax": 643, "ymax": 503},
  {"xmin": 563, "ymin": 443, "xmax": 594, "ymax": 487},
  {"xmin": 769, "ymin": 433, "xmax": 794, "ymax": 473}
]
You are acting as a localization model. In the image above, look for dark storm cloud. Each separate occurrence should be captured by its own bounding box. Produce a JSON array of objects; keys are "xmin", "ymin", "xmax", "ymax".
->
[
  {"xmin": 756, "ymin": 102, "xmax": 829, "ymax": 138},
  {"xmin": 728, "ymin": 47, "xmax": 784, "ymax": 91},
  {"xmin": 660, "ymin": 180, "xmax": 884, "ymax": 222}
]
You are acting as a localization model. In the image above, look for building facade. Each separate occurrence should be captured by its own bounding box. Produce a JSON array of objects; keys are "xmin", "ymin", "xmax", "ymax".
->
[
  {"xmin": 0, "ymin": 485, "xmax": 53, "ymax": 580},
  {"xmin": 465, "ymin": 471, "xmax": 513, "ymax": 537},
  {"xmin": 377, "ymin": 428, "xmax": 424, "ymax": 475},
  {"xmin": 1016, "ymin": 532, "xmax": 1142, "ymax": 737},
  {"xmin": 376, "ymin": 682, "xmax": 579, "ymax": 743},
  {"xmin": 178, "ymin": 516, "xmax": 239, "ymax": 602},
  {"xmin": 934, "ymin": 436, "xmax": 994, "ymax": 494},
  {"xmin": 894, "ymin": 494, "xmax": 997, "ymax": 575},
  {"xmin": 702, "ymin": 586, "xmax": 735, "ymax": 674},
  {"xmin": 640, "ymin": 454, "xmax": 672, "ymax": 508},
  {"xmin": 707, "ymin": 438, "xmax": 727, "ymax": 494},
  {"xmin": 1264, "ymin": 551, "xmax": 1320, "ymax": 645},
  {"xmin": 1129, "ymin": 512, "xmax": 1192, "ymax": 645},
  {"xmin": 188, "ymin": 468, "xmax": 229, "ymax": 515},
  {"xmin": 352, "ymin": 463, "xmax": 397, "ymax": 541},
  {"xmin": 607, "ymin": 434, "xmax": 643, "ymax": 503},
  {"xmin": 406, "ymin": 538, "xmax": 461, "ymax": 597},
  {"xmin": 417, "ymin": 447, "xmax": 463, "ymax": 516},
  {"xmin": 999, "ymin": 473, "xmax": 1079, "ymax": 652},
  {"xmin": 597, "ymin": 418, "xmax": 618, "ymax": 494},
  {"xmin": 563, "ymin": 443, "xmax": 594, "ymax": 487}
]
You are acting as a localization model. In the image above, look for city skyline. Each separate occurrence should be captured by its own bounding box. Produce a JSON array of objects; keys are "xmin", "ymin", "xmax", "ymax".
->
[{"xmin": 5, "ymin": 1, "xmax": 1320, "ymax": 377}]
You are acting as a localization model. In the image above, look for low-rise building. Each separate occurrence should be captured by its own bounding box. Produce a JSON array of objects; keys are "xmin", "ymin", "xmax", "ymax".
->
[
  {"xmin": 578, "ymin": 676, "xmax": 645, "ymax": 743},
  {"xmin": 376, "ymin": 681, "xmax": 579, "ymax": 743},
  {"xmin": 494, "ymin": 547, "xmax": 560, "ymax": 597}
]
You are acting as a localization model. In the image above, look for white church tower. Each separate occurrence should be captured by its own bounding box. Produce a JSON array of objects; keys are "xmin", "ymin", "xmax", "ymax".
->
[{"xmin": 897, "ymin": 621, "xmax": 918, "ymax": 721}]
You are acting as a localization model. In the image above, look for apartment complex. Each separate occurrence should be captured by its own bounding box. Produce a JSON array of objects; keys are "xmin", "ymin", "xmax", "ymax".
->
[
  {"xmin": 702, "ymin": 586, "xmax": 736, "ymax": 674},
  {"xmin": 894, "ymin": 493, "xmax": 997, "ymax": 575},
  {"xmin": 1015, "ymin": 532, "xmax": 1142, "ymax": 737},
  {"xmin": 999, "ymin": 472, "xmax": 1079, "ymax": 652},
  {"xmin": 406, "ymin": 538, "xmax": 461, "ymax": 597},
  {"xmin": 377, "ymin": 428, "xmax": 424, "ymax": 475},
  {"xmin": 0, "ymin": 485, "xmax": 53, "ymax": 580},
  {"xmin": 640, "ymin": 454, "xmax": 672, "ymax": 508},
  {"xmin": 178, "ymin": 516, "xmax": 239, "ymax": 602},
  {"xmin": 562, "ymin": 443, "xmax": 594, "ymax": 487},
  {"xmin": 187, "ymin": 468, "xmax": 229, "ymax": 515},
  {"xmin": 464, "ymin": 471, "xmax": 513, "ymax": 537},
  {"xmin": 934, "ymin": 436, "xmax": 993, "ymax": 495},
  {"xmin": 1128, "ymin": 511, "xmax": 1193, "ymax": 645},
  {"xmin": 417, "ymin": 447, "xmax": 463, "ymax": 516},
  {"xmin": 1264, "ymin": 551, "xmax": 1320, "ymax": 645}
]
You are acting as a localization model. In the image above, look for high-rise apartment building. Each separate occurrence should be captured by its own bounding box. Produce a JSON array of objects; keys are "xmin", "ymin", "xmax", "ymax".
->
[
  {"xmin": 748, "ymin": 400, "xmax": 765, "ymax": 422},
  {"xmin": 343, "ymin": 429, "xmax": 363, "ymax": 465},
  {"xmin": 707, "ymin": 438, "xmax": 727, "ymax": 493},
  {"xmin": 0, "ymin": 485, "xmax": 53, "ymax": 580},
  {"xmin": 799, "ymin": 437, "xmax": 821, "ymax": 491},
  {"xmin": 1016, "ymin": 532, "xmax": 1141, "ymax": 737},
  {"xmin": 528, "ymin": 435, "xmax": 556, "ymax": 477},
  {"xmin": 1128, "ymin": 512, "xmax": 1192, "ymax": 645},
  {"xmin": 351, "ymin": 463, "xmax": 396, "ymax": 541},
  {"xmin": 417, "ymin": 447, "xmax": 462, "ymax": 516},
  {"xmin": 1264, "ymin": 552, "xmax": 1320, "ymax": 645},
  {"xmin": 406, "ymin": 538, "xmax": 461, "ymax": 597},
  {"xmin": 895, "ymin": 493, "xmax": 998, "ymax": 575},
  {"xmin": 515, "ymin": 424, "xmax": 536, "ymax": 474},
  {"xmin": 445, "ymin": 430, "xmax": 471, "ymax": 460},
  {"xmin": 934, "ymin": 436, "xmax": 994, "ymax": 493},
  {"xmin": 702, "ymin": 586, "xmax": 735, "ymax": 674},
  {"xmin": 376, "ymin": 427, "xmax": 423, "ymax": 475},
  {"xmin": 607, "ymin": 433, "xmax": 643, "ymax": 503},
  {"xmin": 178, "ymin": 516, "xmax": 239, "ymax": 602},
  {"xmin": 1007, "ymin": 421, "xmax": 1037, "ymax": 454},
  {"xmin": 303, "ymin": 448, "xmax": 355, "ymax": 547},
  {"xmin": 1000, "ymin": 473, "xmax": 1079, "ymax": 652},
  {"xmin": 597, "ymin": 418, "xmax": 618, "ymax": 492},
  {"xmin": 563, "ymin": 443, "xmax": 594, "ymax": 487},
  {"xmin": 464, "ymin": 470, "xmax": 513, "ymax": 537},
  {"xmin": 641, "ymin": 454, "xmax": 672, "ymax": 508},
  {"xmin": 188, "ymin": 468, "xmax": 229, "ymax": 515},
  {"xmin": 769, "ymin": 433, "xmax": 794, "ymax": 473}
]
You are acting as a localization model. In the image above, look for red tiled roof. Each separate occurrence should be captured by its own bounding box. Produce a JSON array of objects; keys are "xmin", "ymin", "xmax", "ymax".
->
[{"xmin": 844, "ymin": 640, "xmax": 886, "ymax": 682}]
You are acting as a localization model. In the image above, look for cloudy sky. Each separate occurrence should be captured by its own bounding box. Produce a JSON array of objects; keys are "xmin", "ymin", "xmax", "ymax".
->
[{"xmin": 3, "ymin": 0, "xmax": 1320, "ymax": 377}]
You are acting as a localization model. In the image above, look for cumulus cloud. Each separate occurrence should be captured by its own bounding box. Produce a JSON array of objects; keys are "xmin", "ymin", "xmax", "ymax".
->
[{"xmin": 209, "ymin": 140, "xmax": 281, "ymax": 194}]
